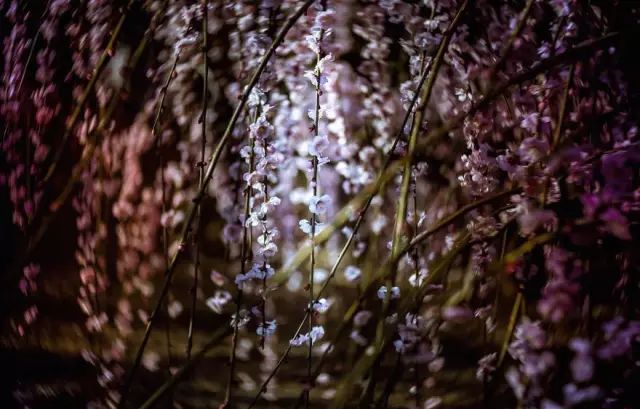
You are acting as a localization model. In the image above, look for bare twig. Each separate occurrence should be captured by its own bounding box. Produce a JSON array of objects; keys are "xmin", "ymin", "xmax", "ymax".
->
[
  {"xmin": 222, "ymin": 111, "xmax": 257, "ymax": 409},
  {"xmin": 186, "ymin": 0, "xmax": 209, "ymax": 363},
  {"xmin": 149, "ymin": 10, "xmax": 181, "ymax": 395},
  {"xmin": 305, "ymin": 12, "xmax": 327, "ymax": 409}
]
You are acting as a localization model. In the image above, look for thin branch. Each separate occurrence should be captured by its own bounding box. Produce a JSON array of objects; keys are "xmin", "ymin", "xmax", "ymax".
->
[
  {"xmin": 542, "ymin": 63, "xmax": 575, "ymax": 203},
  {"xmin": 259, "ymin": 145, "xmax": 270, "ymax": 350},
  {"xmin": 305, "ymin": 13, "xmax": 326, "ymax": 409},
  {"xmin": 222, "ymin": 111, "xmax": 257, "ymax": 409},
  {"xmin": 497, "ymin": 292, "xmax": 523, "ymax": 366},
  {"xmin": 374, "ymin": 353, "xmax": 403, "ymax": 409},
  {"xmin": 404, "ymin": 189, "xmax": 517, "ymax": 259},
  {"xmin": 247, "ymin": 318, "xmax": 308, "ymax": 409},
  {"xmin": 149, "ymin": 12, "xmax": 181, "ymax": 396},
  {"xmin": 186, "ymin": 0, "xmax": 209, "ymax": 363}
]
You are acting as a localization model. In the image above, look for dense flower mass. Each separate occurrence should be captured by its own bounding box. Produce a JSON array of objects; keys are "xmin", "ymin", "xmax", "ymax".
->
[{"xmin": 2, "ymin": 0, "xmax": 640, "ymax": 408}]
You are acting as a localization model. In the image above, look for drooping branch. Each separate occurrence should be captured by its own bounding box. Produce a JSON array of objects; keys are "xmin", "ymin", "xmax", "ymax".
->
[{"xmin": 116, "ymin": 2, "xmax": 316, "ymax": 407}]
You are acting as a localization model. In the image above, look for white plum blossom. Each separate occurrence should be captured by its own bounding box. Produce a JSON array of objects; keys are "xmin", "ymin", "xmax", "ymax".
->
[
  {"xmin": 259, "ymin": 241, "xmax": 278, "ymax": 257},
  {"xmin": 310, "ymin": 325, "xmax": 326, "ymax": 343},
  {"xmin": 377, "ymin": 286, "xmax": 400, "ymax": 300},
  {"xmin": 236, "ymin": 263, "xmax": 276, "ymax": 285},
  {"xmin": 344, "ymin": 265, "xmax": 361, "ymax": 282},
  {"xmin": 299, "ymin": 219, "xmax": 326, "ymax": 235},
  {"xmin": 354, "ymin": 310, "xmax": 373, "ymax": 327},
  {"xmin": 230, "ymin": 309, "xmax": 250, "ymax": 329},
  {"xmin": 393, "ymin": 339, "xmax": 407, "ymax": 353},
  {"xmin": 249, "ymin": 263, "xmax": 275, "ymax": 280},
  {"xmin": 256, "ymin": 320, "xmax": 277, "ymax": 337},
  {"xmin": 206, "ymin": 290, "xmax": 232, "ymax": 314},
  {"xmin": 409, "ymin": 268, "xmax": 429, "ymax": 287},
  {"xmin": 290, "ymin": 325, "xmax": 325, "ymax": 347},
  {"xmin": 312, "ymin": 298, "xmax": 331, "ymax": 314},
  {"xmin": 142, "ymin": 351, "xmax": 160, "ymax": 372},
  {"xmin": 309, "ymin": 194, "xmax": 332, "ymax": 215},
  {"xmin": 167, "ymin": 300, "xmax": 183, "ymax": 318},
  {"xmin": 313, "ymin": 268, "xmax": 328, "ymax": 283},
  {"xmin": 308, "ymin": 134, "xmax": 329, "ymax": 157}
]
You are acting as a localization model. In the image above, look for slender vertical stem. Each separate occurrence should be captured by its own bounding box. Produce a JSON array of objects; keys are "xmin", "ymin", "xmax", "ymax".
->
[
  {"xmin": 541, "ymin": 63, "xmax": 575, "ymax": 203},
  {"xmin": 498, "ymin": 292, "xmax": 523, "ymax": 366},
  {"xmin": 186, "ymin": 0, "xmax": 209, "ymax": 362},
  {"xmin": 160, "ymin": 154, "xmax": 174, "ymax": 399},
  {"xmin": 223, "ymin": 112, "xmax": 257, "ymax": 408},
  {"xmin": 306, "ymin": 21, "xmax": 325, "ymax": 408},
  {"xmin": 152, "ymin": 44, "xmax": 182, "ymax": 409},
  {"xmin": 259, "ymin": 136, "xmax": 270, "ymax": 350},
  {"xmin": 17, "ymin": 1, "xmax": 51, "ymax": 94},
  {"xmin": 375, "ymin": 353, "xmax": 403, "ymax": 409},
  {"xmin": 411, "ymin": 176, "xmax": 421, "ymax": 408},
  {"xmin": 247, "ymin": 318, "xmax": 308, "ymax": 409},
  {"xmin": 258, "ymin": 9, "xmax": 278, "ymax": 346}
]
